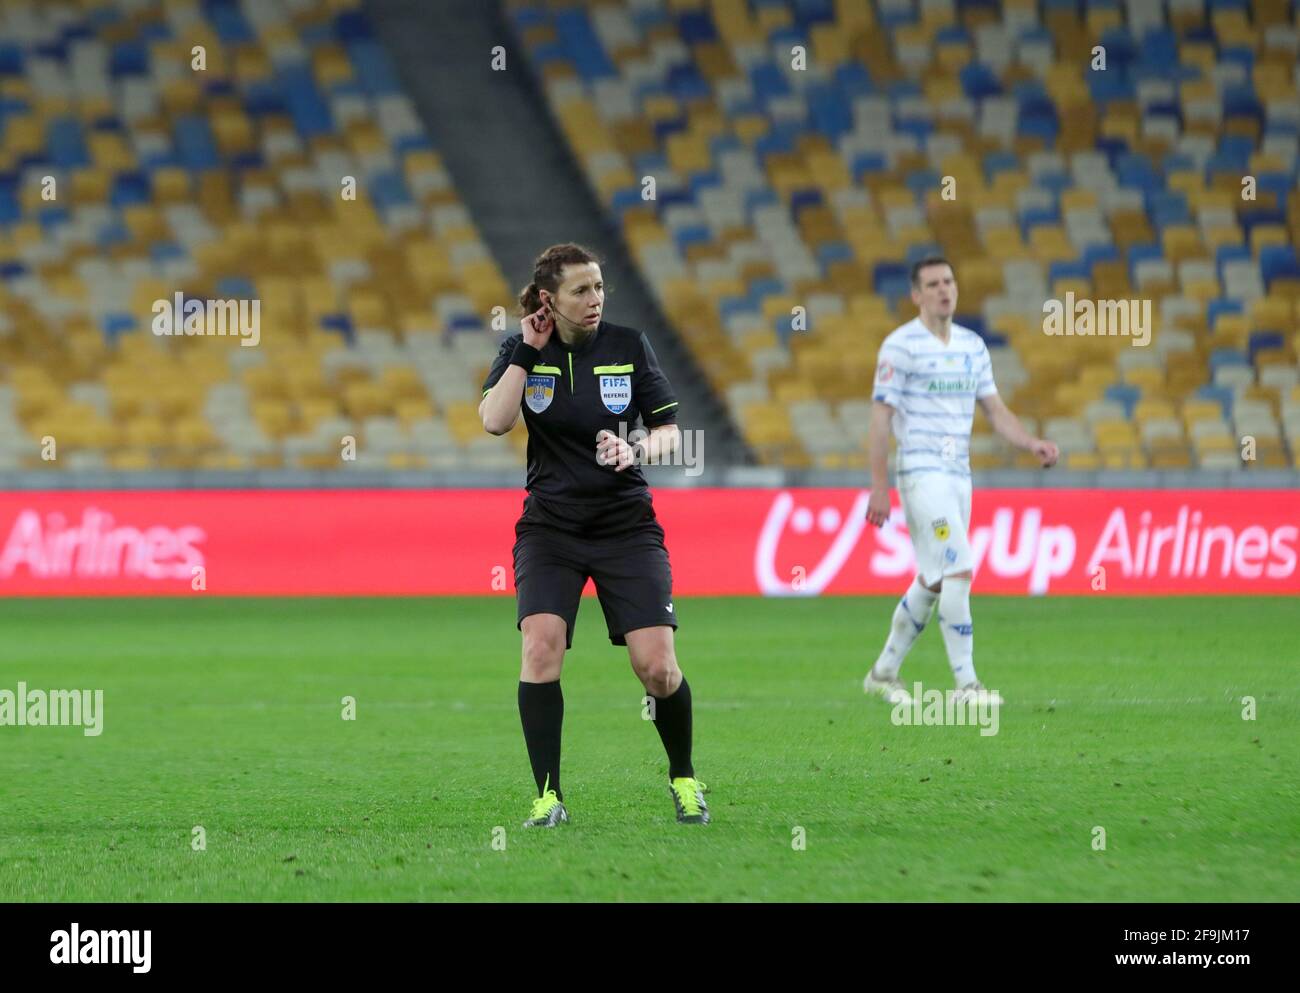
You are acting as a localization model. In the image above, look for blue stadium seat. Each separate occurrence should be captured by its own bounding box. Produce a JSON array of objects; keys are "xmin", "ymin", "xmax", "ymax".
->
[
  {"xmin": 1084, "ymin": 245, "xmax": 1121, "ymax": 272},
  {"xmin": 959, "ymin": 63, "xmax": 1001, "ymax": 99},
  {"xmin": 851, "ymin": 152, "xmax": 888, "ymax": 181},
  {"xmin": 1127, "ymin": 243, "xmax": 1165, "ymax": 282},
  {"xmin": 872, "ymin": 262, "xmax": 908, "ymax": 292},
  {"xmin": 216, "ymin": 276, "xmax": 256, "ymax": 299},
  {"xmin": 1147, "ymin": 191, "xmax": 1191, "ymax": 229},
  {"xmin": 319, "ymin": 314, "xmax": 355, "ymax": 343},
  {"xmin": 1207, "ymin": 298, "xmax": 1244, "ymax": 330},
  {"xmin": 834, "ymin": 62, "xmax": 873, "ymax": 98},
  {"xmin": 1104, "ymin": 384, "xmax": 1140, "ymax": 418},
  {"xmin": 46, "ymin": 117, "xmax": 89, "ymax": 168},
  {"xmin": 208, "ymin": 0, "xmax": 256, "ymax": 44},
  {"xmin": 1049, "ymin": 260, "xmax": 1090, "ymax": 283},
  {"xmin": 102, "ymin": 313, "xmax": 137, "ymax": 342},
  {"xmin": 1195, "ymin": 384, "xmax": 1235, "ymax": 419},
  {"xmin": 1248, "ymin": 331, "xmax": 1285, "ymax": 363},
  {"xmin": 109, "ymin": 40, "xmax": 149, "ymax": 77},
  {"xmin": 1137, "ymin": 27, "xmax": 1179, "ymax": 73},
  {"xmin": 1215, "ymin": 243, "xmax": 1252, "ymax": 281},
  {"xmin": 174, "ymin": 115, "xmax": 220, "ymax": 169},
  {"xmin": 1208, "ymin": 350, "xmax": 1250, "ymax": 374},
  {"xmin": 1259, "ymin": 245, "xmax": 1299, "ymax": 288},
  {"xmin": 110, "ymin": 171, "xmax": 151, "ymax": 208},
  {"xmin": 791, "ymin": 0, "xmax": 836, "ymax": 26},
  {"xmin": 677, "ymin": 10, "xmax": 719, "ymax": 43}
]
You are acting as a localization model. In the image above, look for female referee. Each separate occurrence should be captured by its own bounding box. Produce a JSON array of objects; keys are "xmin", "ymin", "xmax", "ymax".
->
[{"xmin": 478, "ymin": 242, "xmax": 708, "ymax": 828}]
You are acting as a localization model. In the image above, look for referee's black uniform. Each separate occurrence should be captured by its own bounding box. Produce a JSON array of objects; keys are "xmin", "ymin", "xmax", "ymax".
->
[{"xmin": 482, "ymin": 319, "xmax": 681, "ymax": 649}]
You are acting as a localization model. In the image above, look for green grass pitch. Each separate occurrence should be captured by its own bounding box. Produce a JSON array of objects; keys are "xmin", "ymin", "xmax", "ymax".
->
[{"xmin": 1, "ymin": 595, "xmax": 1296, "ymax": 902}]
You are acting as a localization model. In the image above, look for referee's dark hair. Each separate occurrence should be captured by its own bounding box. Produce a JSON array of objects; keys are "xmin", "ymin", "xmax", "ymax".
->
[
  {"xmin": 517, "ymin": 243, "xmax": 603, "ymax": 316},
  {"xmin": 910, "ymin": 254, "xmax": 953, "ymax": 286}
]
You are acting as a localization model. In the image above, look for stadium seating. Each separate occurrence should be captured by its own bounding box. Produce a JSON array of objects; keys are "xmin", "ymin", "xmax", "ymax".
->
[
  {"xmin": 0, "ymin": 0, "xmax": 524, "ymax": 472},
  {"xmin": 507, "ymin": 0, "xmax": 1300, "ymax": 472}
]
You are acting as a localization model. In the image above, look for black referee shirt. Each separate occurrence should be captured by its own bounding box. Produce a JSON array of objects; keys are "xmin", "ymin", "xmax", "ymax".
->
[{"xmin": 481, "ymin": 319, "xmax": 679, "ymax": 532}]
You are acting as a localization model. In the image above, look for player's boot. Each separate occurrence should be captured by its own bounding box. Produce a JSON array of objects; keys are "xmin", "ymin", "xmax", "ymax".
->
[
  {"xmin": 954, "ymin": 681, "xmax": 1002, "ymax": 705},
  {"xmin": 864, "ymin": 668, "xmax": 912, "ymax": 705},
  {"xmin": 522, "ymin": 787, "xmax": 569, "ymax": 828},
  {"xmin": 669, "ymin": 777, "xmax": 710, "ymax": 824}
]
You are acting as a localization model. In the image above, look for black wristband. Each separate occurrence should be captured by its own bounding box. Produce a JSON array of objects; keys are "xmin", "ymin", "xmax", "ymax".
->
[{"xmin": 509, "ymin": 341, "xmax": 541, "ymax": 371}]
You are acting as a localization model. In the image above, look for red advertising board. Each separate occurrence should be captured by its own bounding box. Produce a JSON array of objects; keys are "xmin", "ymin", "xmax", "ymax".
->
[{"xmin": 0, "ymin": 489, "xmax": 1295, "ymax": 596}]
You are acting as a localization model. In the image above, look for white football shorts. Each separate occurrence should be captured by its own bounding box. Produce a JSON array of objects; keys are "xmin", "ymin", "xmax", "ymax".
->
[{"xmin": 899, "ymin": 472, "xmax": 973, "ymax": 586}]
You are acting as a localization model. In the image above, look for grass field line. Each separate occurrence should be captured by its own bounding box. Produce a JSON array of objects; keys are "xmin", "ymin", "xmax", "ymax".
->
[
  {"xmin": 124, "ymin": 695, "xmax": 1286, "ymax": 709},
  {"xmin": 14, "ymin": 696, "xmax": 1283, "ymax": 715}
]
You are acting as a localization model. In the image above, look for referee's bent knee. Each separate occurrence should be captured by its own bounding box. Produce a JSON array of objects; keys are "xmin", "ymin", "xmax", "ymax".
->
[{"xmin": 521, "ymin": 618, "xmax": 565, "ymax": 680}]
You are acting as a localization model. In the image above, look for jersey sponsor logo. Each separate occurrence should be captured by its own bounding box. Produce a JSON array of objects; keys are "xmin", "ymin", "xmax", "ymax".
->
[
  {"xmin": 932, "ymin": 517, "xmax": 950, "ymax": 540},
  {"xmin": 927, "ymin": 377, "xmax": 977, "ymax": 392},
  {"xmin": 876, "ymin": 360, "xmax": 893, "ymax": 383},
  {"xmin": 524, "ymin": 374, "xmax": 555, "ymax": 413},
  {"xmin": 599, "ymin": 374, "xmax": 632, "ymax": 414}
]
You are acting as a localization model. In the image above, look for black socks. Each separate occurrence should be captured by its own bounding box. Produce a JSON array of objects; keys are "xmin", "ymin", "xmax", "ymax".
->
[
  {"xmin": 519, "ymin": 676, "xmax": 695, "ymax": 798},
  {"xmin": 650, "ymin": 677, "xmax": 694, "ymax": 780},
  {"xmin": 518, "ymin": 680, "xmax": 563, "ymax": 800}
]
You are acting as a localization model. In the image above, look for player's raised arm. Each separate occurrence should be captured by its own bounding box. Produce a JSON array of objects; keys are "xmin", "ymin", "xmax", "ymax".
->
[
  {"xmin": 977, "ymin": 393, "xmax": 1060, "ymax": 467},
  {"xmin": 866, "ymin": 400, "xmax": 895, "ymax": 526},
  {"xmin": 480, "ymin": 306, "xmax": 555, "ymax": 435}
]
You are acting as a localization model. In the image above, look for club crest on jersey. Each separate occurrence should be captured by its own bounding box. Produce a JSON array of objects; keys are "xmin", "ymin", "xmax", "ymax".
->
[
  {"xmin": 525, "ymin": 374, "xmax": 555, "ymax": 413},
  {"xmin": 599, "ymin": 374, "xmax": 632, "ymax": 414},
  {"xmin": 932, "ymin": 517, "xmax": 950, "ymax": 540}
]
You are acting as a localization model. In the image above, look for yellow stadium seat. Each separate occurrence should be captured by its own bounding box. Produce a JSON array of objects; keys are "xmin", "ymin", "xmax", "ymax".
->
[
  {"xmin": 108, "ymin": 449, "xmax": 154, "ymax": 471},
  {"xmin": 1148, "ymin": 441, "xmax": 1192, "ymax": 468},
  {"xmin": 1181, "ymin": 400, "xmax": 1225, "ymax": 426},
  {"xmin": 1135, "ymin": 398, "xmax": 1178, "ymax": 423},
  {"xmin": 1162, "ymin": 225, "xmax": 1204, "ymax": 263},
  {"xmin": 124, "ymin": 417, "xmax": 171, "ymax": 449},
  {"xmin": 1125, "ymin": 367, "xmax": 1167, "ymax": 393},
  {"xmin": 252, "ymin": 400, "xmax": 294, "ymax": 440},
  {"xmin": 1252, "ymin": 225, "xmax": 1288, "ymax": 254}
]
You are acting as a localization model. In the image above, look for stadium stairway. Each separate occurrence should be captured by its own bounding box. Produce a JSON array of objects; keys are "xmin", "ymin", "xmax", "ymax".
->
[{"xmin": 366, "ymin": 0, "xmax": 751, "ymax": 465}]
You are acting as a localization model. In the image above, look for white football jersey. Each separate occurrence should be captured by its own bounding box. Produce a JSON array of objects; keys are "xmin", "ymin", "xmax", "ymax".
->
[{"xmin": 872, "ymin": 318, "xmax": 997, "ymax": 478}]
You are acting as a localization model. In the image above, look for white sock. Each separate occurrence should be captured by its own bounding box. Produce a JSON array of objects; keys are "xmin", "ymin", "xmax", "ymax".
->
[
  {"xmin": 872, "ymin": 576, "xmax": 938, "ymax": 680},
  {"xmin": 938, "ymin": 577, "xmax": 976, "ymax": 686}
]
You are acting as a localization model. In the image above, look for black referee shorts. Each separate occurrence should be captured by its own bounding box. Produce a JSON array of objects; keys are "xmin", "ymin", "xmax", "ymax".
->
[{"xmin": 512, "ymin": 517, "xmax": 678, "ymax": 650}]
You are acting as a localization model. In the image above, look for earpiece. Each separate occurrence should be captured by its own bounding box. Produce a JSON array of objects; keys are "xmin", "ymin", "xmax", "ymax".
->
[{"xmin": 540, "ymin": 291, "xmax": 585, "ymax": 328}]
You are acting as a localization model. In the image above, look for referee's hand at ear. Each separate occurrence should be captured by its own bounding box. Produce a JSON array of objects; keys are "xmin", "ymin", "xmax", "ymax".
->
[
  {"xmin": 596, "ymin": 429, "xmax": 638, "ymax": 471},
  {"xmin": 522, "ymin": 304, "xmax": 554, "ymax": 347}
]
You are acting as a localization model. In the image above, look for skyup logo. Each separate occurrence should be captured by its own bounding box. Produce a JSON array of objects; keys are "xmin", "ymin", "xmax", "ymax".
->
[{"xmin": 50, "ymin": 924, "xmax": 151, "ymax": 973}]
